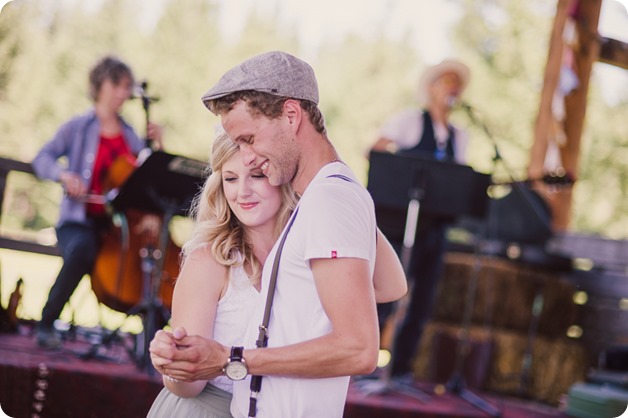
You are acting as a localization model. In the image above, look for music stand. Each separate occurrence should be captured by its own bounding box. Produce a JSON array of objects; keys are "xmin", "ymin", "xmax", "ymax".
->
[
  {"xmin": 80, "ymin": 151, "xmax": 206, "ymax": 374},
  {"xmin": 360, "ymin": 151, "xmax": 498, "ymax": 416}
]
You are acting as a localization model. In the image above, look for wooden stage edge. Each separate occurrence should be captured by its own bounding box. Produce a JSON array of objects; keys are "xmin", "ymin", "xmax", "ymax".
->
[{"xmin": 0, "ymin": 322, "xmax": 567, "ymax": 418}]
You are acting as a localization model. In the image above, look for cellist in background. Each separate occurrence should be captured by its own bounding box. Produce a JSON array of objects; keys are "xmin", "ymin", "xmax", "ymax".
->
[{"xmin": 32, "ymin": 55, "xmax": 164, "ymax": 349}]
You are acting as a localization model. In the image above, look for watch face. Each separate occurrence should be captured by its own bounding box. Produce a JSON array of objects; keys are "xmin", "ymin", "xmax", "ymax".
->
[{"xmin": 226, "ymin": 361, "xmax": 248, "ymax": 381}]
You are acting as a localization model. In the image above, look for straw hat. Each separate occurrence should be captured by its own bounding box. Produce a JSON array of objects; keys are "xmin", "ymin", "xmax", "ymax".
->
[{"xmin": 416, "ymin": 59, "xmax": 470, "ymax": 106}]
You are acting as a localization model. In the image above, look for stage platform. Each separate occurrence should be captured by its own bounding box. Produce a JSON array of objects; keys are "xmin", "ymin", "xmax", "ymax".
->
[{"xmin": 0, "ymin": 322, "xmax": 567, "ymax": 418}]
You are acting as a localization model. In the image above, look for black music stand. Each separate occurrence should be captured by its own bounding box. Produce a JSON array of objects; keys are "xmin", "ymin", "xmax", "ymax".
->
[
  {"xmin": 359, "ymin": 151, "xmax": 499, "ymax": 416},
  {"xmin": 80, "ymin": 151, "xmax": 206, "ymax": 374}
]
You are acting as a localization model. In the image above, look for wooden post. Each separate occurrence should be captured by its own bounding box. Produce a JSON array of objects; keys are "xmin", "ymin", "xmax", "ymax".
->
[
  {"xmin": 529, "ymin": 0, "xmax": 573, "ymax": 182},
  {"xmin": 556, "ymin": 0, "xmax": 602, "ymax": 229},
  {"xmin": 561, "ymin": 0, "xmax": 603, "ymax": 173},
  {"xmin": 599, "ymin": 37, "xmax": 628, "ymax": 70},
  {"xmin": 529, "ymin": 0, "xmax": 602, "ymax": 231}
]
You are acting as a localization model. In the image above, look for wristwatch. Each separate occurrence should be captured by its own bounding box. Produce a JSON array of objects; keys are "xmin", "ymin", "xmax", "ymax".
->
[{"xmin": 223, "ymin": 346, "xmax": 248, "ymax": 381}]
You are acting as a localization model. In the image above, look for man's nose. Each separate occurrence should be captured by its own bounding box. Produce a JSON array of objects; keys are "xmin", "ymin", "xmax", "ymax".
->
[{"xmin": 240, "ymin": 144, "xmax": 257, "ymax": 167}]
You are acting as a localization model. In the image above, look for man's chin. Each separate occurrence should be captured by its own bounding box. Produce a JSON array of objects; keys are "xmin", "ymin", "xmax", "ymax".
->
[{"xmin": 268, "ymin": 176, "xmax": 282, "ymax": 187}]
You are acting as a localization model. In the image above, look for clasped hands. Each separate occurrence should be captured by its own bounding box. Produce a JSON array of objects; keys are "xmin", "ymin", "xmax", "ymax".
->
[{"xmin": 149, "ymin": 327, "xmax": 230, "ymax": 382}]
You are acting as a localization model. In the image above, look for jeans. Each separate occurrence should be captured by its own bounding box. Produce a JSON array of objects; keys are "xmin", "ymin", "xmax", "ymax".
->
[{"xmin": 39, "ymin": 222, "xmax": 101, "ymax": 330}]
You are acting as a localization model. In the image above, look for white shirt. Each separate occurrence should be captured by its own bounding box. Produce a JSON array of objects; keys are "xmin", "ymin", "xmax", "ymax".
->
[
  {"xmin": 209, "ymin": 262, "xmax": 260, "ymax": 393},
  {"xmin": 231, "ymin": 162, "xmax": 377, "ymax": 418},
  {"xmin": 379, "ymin": 108, "xmax": 468, "ymax": 164}
]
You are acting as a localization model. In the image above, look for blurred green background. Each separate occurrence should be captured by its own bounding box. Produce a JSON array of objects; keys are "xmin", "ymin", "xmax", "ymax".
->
[{"xmin": 1, "ymin": 0, "xmax": 626, "ymax": 330}]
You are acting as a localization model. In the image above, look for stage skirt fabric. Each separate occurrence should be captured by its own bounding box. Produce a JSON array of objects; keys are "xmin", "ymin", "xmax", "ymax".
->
[{"xmin": 146, "ymin": 382, "xmax": 233, "ymax": 418}]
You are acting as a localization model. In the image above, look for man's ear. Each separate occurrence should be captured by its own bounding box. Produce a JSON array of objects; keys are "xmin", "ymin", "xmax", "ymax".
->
[{"xmin": 283, "ymin": 99, "xmax": 303, "ymax": 127}]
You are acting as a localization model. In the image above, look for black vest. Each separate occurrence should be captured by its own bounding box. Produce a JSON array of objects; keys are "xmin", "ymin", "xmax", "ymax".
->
[{"xmin": 399, "ymin": 111, "xmax": 455, "ymax": 161}]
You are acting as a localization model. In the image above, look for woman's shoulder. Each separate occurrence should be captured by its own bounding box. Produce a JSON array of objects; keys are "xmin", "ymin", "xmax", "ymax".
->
[{"xmin": 182, "ymin": 245, "xmax": 227, "ymax": 273}]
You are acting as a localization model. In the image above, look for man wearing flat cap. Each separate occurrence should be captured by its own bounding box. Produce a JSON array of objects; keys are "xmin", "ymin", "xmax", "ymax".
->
[
  {"xmin": 370, "ymin": 58, "xmax": 472, "ymax": 381},
  {"xmin": 150, "ymin": 51, "xmax": 406, "ymax": 418}
]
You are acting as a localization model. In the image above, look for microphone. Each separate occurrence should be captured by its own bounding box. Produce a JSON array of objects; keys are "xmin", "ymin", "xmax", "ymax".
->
[
  {"xmin": 131, "ymin": 80, "xmax": 160, "ymax": 102},
  {"xmin": 130, "ymin": 83, "xmax": 144, "ymax": 100},
  {"xmin": 447, "ymin": 95, "xmax": 472, "ymax": 111},
  {"xmin": 446, "ymin": 95, "xmax": 458, "ymax": 108}
]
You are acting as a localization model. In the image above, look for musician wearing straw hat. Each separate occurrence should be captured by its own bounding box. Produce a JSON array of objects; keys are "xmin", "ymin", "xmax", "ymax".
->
[
  {"xmin": 370, "ymin": 58, "xmax": 471, "ymax": 381},
  {"xmin": 372, "ymin": 58, "xmax": 470, "ymax": 162}
]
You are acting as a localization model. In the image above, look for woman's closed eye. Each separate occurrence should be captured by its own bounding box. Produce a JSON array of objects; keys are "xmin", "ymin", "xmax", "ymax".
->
[{"xmin": 238, "ymin": 136, "xmax": 253, "ymax": 145}]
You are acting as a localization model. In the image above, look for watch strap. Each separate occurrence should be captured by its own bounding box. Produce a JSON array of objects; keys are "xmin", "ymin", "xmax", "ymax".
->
[{"xmin": 231, "ymin": 346, "xmax": 244, "ymax": 361}]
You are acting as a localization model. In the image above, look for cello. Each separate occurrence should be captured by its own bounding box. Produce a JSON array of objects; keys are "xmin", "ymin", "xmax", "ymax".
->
[{"xmin": 90, "ymin": 155, "xmax": 180, "ymax": 314}]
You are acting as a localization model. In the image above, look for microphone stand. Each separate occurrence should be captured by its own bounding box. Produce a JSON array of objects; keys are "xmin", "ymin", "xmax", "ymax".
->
[
  {"xmin": 413, "ymin": 100, "xmax": 503, "ymax": 417},
  {"xmin": 444, "ymin": 101, "xmax": 553, "ymax": 413},
  {"xmin": 355, "ymin": 168, "xmax": 433, "ymax": 404},
  {"xmin": 135, "ymin": 80, "xmax": 160, "ymax": 151},
  {"xmin": 443, "ymin": 224, "xmax": 501, "ymax": 417},
  {"xmin": 81, "ymin": 81, "xmax": 166, "ymax": 372},
  {"xmin": 459, "ymin": 102, "xmax": 553, "ymax": 235}
]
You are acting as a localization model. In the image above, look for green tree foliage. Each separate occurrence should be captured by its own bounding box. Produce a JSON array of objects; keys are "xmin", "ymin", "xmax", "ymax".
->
[
  {"xmin": 453, "ymin": 0, "xmax": 556, "ymax": 176},
  {"xmin": 0, "ymin": 0, "xmax": 625, "ymax": 238},
  {"xmin": 317, "ymin": 35, "xmax": 423, "ymax": 181},
  {"xmin": 453, "ymin": 0, "xmax": 627, "ymax": 238},
  {"xmin": 574, "ymin": 83, "xmax": 628, "ymax": 238}
]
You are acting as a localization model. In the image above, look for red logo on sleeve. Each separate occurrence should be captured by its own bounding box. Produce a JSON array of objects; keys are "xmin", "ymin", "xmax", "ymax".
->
[{"xmin": 331, "ymin": 250, "xmax": 337, "ymax": 258}]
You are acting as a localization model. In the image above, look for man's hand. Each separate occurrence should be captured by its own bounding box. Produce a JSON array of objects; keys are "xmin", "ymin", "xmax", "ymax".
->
[{"xmin": 147, "ymin": 122, "xmax": 164, "ymax": 150}]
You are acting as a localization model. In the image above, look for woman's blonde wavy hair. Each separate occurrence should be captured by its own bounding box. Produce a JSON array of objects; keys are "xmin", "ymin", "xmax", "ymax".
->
[{"xmin": 181, "ymin": 130, "xmax": 297, "ymax": 285}]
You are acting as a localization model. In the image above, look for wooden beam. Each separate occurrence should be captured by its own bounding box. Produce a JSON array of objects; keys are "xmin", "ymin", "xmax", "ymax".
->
[
  {"xmin": 0, "ymin": 237, "xmax": 59, "ymax": 256},
  {"xmin": 529, "ymin": 0, "xmax": 604, "ymax": 232},
  {"xmin": 561, "ymin": 0, "xmax": 603, "ymax": 187},
  {"xmin": 544, "ymin": 0, "xmax": 602, "ymax": 230},
  {"xmin": 529, "ymin": 0, "xmax": 573, "ymax": 182},
  {"xmin": 599, "ymin": 36, "xmax": 628, "ymax": 70}
]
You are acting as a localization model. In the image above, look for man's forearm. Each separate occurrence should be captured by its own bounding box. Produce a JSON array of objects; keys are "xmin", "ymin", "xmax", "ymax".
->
[{"xmin": 243, "ymin": 329, "xmax": 379, "ymax": 378}]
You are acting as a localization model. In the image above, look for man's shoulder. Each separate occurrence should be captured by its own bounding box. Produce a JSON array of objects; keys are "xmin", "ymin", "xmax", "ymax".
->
[
  {"xmin": 299, "ymin": 165, "xmax": 373, "ymax": 217},
  {"xmin": 387, "ymin": 108, "xmax": 422, "ymax": 122},
  {"xmin": 305, "ymin": 163, "xmax": 364, "ymax": 193}
]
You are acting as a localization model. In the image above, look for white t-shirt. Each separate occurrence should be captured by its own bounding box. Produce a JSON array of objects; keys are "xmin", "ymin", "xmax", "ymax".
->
[
  {"xmin": 379, "ymin": 108, "xmax": 468, "ymax": 164},
  {"xmin": 231, "ymin": 162, "xmax": 377, "ymax": 418}
]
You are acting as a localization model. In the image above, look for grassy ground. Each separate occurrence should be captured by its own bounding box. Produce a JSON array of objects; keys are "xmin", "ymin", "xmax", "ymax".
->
[{"xmin": 0, "ymin": 249, "xmax": 143, "ymax": 333}]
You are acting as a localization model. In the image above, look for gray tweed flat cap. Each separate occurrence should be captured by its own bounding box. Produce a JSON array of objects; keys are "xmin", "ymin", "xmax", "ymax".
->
[{"xmin": 201, "ymin": 51, "xmax": 319, "ymax": 109}]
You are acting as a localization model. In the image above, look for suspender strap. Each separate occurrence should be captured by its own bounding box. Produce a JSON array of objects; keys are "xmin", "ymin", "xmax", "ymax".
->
[
  {"xmin": 248, "ymin": 207, "xmax": 299, "ymax": 417},
  {"xmin": 326, "ymin": 173, "xmax": 353, "ymax": 182},
  {"xmin": 255, "ymin": 207, "xmax": 299, "ymax": 348},
  {"xmin": 248, "ymin": 173, "xmax": 352, "ymax": 416}
]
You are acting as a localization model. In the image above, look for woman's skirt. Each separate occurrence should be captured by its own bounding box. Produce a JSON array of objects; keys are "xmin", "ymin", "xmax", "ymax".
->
[{"xmin": 146, "ymin": 383, "xmax": 233, "ymax": 418}]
